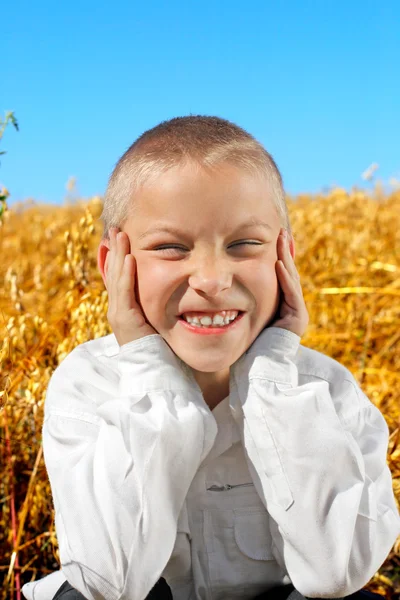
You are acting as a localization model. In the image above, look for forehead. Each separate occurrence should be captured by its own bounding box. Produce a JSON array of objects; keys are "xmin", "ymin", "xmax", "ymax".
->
[{"xmin": 126, "ymin": 161, "xmax": 279, "ymax": 233}]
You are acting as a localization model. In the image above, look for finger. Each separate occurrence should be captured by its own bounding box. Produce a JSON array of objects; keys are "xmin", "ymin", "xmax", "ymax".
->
[
  {"xmin": 114, "ymin": 231, "xmax": 131, "ymax": 283},
  {"xmin": 104, "ymin": 252, "xmax": 110, "ymax": 284},
  {"xmin": 276, "ymin": 260, "xmax": 301, "ymax": 308},
  {"xmin": 107, "ymin": 228, "xmax": 122, "ymax": 314},
  {"xmin": 107, "ymin": 228, "xmax": 118, "ymax": 287},
  {"xmin": 279, "ymin": 231, "xmax": 301, "ymax": 284},
  {"xmin": 116, "ymin": 254, "xmax": 137, "ymax": 313}
]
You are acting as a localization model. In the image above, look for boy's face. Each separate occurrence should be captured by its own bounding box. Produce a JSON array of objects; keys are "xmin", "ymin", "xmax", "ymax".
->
[{"xmin": 99, "ymin": 161, "xmax": 295, "ymax": 382}]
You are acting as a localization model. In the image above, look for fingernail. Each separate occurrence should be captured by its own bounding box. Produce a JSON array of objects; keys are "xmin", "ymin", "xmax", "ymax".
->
[{"xmin": 282, "ymin": 229, "xmax": 287, "ymax": 239}]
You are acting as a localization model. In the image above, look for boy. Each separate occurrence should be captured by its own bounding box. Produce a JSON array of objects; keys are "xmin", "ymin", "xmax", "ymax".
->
[{"xmin": 22, "ymin": 116, "xmax": 400, "ymax": 600}]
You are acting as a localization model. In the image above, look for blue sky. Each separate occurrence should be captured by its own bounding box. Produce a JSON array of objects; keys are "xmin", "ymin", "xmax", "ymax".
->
[{"xmin": 2, "ymin": 0, "xmax": 399, "ymax": 206}]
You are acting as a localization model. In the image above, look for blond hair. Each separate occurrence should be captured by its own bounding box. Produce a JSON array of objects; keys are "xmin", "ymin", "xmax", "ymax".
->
[{"xmin": 100, "ymin": 115, "xmax": 291, "ymax": 240}]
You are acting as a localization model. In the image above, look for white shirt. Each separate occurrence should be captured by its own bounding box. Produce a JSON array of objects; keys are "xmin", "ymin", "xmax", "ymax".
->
[{"xmin": 21, "ymin": 327, "xmax": 400, "ymax": 600}]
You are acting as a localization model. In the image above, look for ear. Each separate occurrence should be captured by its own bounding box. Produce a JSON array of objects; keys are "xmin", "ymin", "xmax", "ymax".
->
[{"xmin": 97, "ymin": 238, "xmax": 110, "ymax": 289}]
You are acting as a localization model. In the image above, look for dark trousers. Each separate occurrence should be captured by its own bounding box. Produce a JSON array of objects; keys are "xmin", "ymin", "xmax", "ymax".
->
[
  {"xmin": 52, "ymin": 578, "xmax": 173, "ymax": 600},
  {"xmin": 52, "ymin": 578, "xmax": 384, "ymax": 600},
  {"xmin": 53, "ymin": 577, "xmax": 173, "ymax": 600},
  {"xmin": 253, "ymin": 583, "xmax": 384, "ymax": 600}
]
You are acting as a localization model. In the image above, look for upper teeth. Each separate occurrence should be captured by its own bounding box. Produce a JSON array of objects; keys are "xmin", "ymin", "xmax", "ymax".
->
[{"xmin": 182, "ymin": 310, "xmax": 239, "ymax": 326}]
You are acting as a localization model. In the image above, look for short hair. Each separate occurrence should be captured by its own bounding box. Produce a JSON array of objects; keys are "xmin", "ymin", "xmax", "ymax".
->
[{"xmin": 100, "ymin": 115, "xmax": 291, "ymax": 240}]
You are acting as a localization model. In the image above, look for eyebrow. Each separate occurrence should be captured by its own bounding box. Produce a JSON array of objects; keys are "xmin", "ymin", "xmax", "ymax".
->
[{"xmin": 138, "ymin": 217, "xmax": 273, "ymax": 240}]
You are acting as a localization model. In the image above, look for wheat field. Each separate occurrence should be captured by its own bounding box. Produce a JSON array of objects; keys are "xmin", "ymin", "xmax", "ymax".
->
[{"xmin": 0, "ymin": 189, "xmax": 399, "ymax": 599}]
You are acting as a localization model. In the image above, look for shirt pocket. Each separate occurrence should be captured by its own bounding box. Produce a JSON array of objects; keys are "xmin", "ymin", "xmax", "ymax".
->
[
  {"xmin": 233, "ymin": 510, "xmax": 275, "ymax": 560},
  {"xmin": 204, "ymin": 507, "xmax": 280, "ymax": 597}
]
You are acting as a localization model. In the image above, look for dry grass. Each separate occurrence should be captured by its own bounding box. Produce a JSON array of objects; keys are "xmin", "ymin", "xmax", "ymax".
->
[{"xmin": 0, "ymin": 189, "xmax": 399, "ymax": 599}]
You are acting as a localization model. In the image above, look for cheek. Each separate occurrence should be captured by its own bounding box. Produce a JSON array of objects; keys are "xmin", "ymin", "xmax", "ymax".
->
[
  {"xmin": 248, "ymin": 260, "xmax": 278, "ymax": 293},
  {"xmin": 248, "ymin": 263, "xmax": 280, "ymax": 318},
  {"xmin": 134, "ymin": 259, "xmax": 169, "ymax": 315}
]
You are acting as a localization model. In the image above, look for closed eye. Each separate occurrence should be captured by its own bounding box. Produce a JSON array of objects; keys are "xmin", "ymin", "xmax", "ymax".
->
[{"xmin": 154, "ymin": 241, "xmax": 263, "ymax": 253}]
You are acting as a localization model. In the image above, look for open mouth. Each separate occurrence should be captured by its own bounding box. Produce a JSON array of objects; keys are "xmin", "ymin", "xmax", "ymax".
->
[{"xmin": 178, "ymin": 311, "xmax": 245, "ymax": 331}]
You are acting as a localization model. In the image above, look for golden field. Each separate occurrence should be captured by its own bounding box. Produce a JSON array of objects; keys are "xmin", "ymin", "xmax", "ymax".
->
[{"xmin": 0, "ymin": 189, "xmax": 399, "ymax": 600}]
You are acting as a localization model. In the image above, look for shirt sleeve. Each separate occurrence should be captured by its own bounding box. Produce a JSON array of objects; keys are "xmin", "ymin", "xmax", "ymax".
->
[
  {"xmin": 229, "ymin": 326, "xmax": 400, "ymax": 599},
  {"xmin": 42, "ymin": 334, "xmax": 217, "ymax": 600}
]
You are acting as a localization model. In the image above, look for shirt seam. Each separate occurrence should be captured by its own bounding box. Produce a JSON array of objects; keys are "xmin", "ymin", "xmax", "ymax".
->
[
  {"xmin": 247, "ymin": 374, "xmax": 293, "ymax": 384},
  {"xmin": 44, "ymin": 407, "xmax": 101, "ymax": 426},
  {"xmin": 78, "ymin": 335, "xmax": 164, "ymax": 362},
  {"xmin": 117, "ymin": 334, "xmax": 164, "ymax": 355}
]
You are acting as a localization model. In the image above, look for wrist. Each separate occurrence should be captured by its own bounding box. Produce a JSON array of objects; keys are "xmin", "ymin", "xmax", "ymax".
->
[
  {"xmin": 118, "ymin": 334, "xmax": 198, "ymax": 396},
  {"xmin": 232, "ymin": 326, "xmax": 301, "ymax": 386},
  {"xmin": 248, "ymin": 327, "xmax": 301, "ymax": 359}
]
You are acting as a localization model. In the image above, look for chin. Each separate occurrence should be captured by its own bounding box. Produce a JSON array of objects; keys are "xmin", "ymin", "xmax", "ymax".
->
[{"xmin": 175, "ymin": 350, "xmax": 235, "ymax": 373}]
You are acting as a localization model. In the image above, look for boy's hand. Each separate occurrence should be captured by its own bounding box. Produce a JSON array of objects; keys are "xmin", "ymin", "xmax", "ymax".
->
[
  {"xmin": 105, "ymin": 227, "xmax": 157, "ymax": 347},
  {"xmin": 268, "ymin": 228, "xmax": 309, "ymax": 338}
]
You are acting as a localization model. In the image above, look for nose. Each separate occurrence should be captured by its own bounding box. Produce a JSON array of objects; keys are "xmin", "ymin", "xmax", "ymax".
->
[{"xmin": 188, "ymin": 254, "xmax": 232, "ymax": 297}]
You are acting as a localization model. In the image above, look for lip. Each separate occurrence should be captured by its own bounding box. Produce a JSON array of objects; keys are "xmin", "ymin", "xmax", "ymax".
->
[{"xmin": 177, "ymin": 311, "xmax": 245, "ymax": 335}]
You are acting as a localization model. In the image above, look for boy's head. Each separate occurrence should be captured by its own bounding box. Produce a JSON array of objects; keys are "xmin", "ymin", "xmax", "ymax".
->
[{"xmin": 98, "ymin": 116, "xmax": 295, "ymax": 387}]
